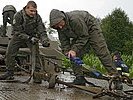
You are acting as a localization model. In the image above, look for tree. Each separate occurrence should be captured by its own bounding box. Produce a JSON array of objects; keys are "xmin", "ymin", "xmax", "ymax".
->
[{"xmin": 101, "ymin": 8, "xmax": 133, "ymax": 55}]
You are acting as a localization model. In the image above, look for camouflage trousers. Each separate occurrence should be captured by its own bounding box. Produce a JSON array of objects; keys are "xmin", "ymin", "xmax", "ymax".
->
[{"xmin": 5, "ymin": 34, "xmax": 42, "ymax": 79}]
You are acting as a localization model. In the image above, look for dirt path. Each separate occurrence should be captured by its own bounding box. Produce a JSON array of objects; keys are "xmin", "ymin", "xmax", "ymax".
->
[{"xmin": 0, "ymin": 72, "xmax": 118, "ymax": 100}]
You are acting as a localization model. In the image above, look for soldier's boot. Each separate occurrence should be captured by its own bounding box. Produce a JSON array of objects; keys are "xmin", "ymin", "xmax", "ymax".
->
[
  {"xmin": 33, "ymin": 72, "xmax": 42, "ymax": 84},
  {"xmin": 0, "ymin": 70, "xmax": 14, "ymax": 80},
  {"xmin": 73, "ymin": 75, "xmax": 86, "ymax": 86}
]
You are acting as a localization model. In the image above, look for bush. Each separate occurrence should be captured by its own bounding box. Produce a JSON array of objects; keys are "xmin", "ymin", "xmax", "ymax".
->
[
  {"xmin": 83, "ymin": 54, "xmax": 107, "ymax": 74},
  {"xmin": 121, "ymin": 55, "xmax": 133, "ymax": 77}
]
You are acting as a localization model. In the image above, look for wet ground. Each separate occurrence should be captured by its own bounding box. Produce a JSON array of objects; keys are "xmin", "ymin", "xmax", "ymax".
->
[{"xmin": 0, "ymin": 72, "xmax": 132, "ymax": 100}]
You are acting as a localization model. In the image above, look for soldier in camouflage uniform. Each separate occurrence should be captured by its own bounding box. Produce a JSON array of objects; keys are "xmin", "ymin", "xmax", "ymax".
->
[
  {"xmin": 0, "ymin": 1, "xmax": 50, "ymax": 83},
  {"xmin": 2, "ymin": 5, "xmax": 16, "ymax": 37},
  {"xmin": 49, "ymin": 9, "xmax": 118, "ymax": 85}
]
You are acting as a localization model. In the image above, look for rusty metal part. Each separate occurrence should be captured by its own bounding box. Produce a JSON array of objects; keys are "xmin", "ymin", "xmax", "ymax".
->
[
  {"xmin": 56, "ymin": 79, "xmax": 103, "ymax": 94},
  {"xmin": 34, "ymin": 71, "xmax": 50, "ymax": 81},
  {"xmin": 53, "ymin": 74, "xmax": 133, "ymax": 99},
  {"xmin": 48, "ymin": 74, "xmax": 58, "ymax": 88},
  {"xmin": 108, "ymin": 76, "xmax": 120, "ymax": 91},
  {"xmin": 55, "ymin": 79, "xmax": 132, "ymax": 99},
  {"xmin": 93, "ymin": 89, "xmax": 132, "ymax": 99},
  {"xmin": 23, "ymin": 44, "xmax": 36, "ymax": 83},
  {"xmin": 108, "ymin": 74, "xmax": 132, "ymax": 91},
  {"xmin": 22, "ymin": 42, "xmax": 54, "ymax": 83},
  {"xmin": 121, "ymin": 75, "xmax": 132, "ymax": 84},
  {"xmin": 16, "ymin": 64, "xmax": 30, "ymax": 74},
  {"xmin": 31, "ymin": 44, "xmax": 36, "ymax": 79}
]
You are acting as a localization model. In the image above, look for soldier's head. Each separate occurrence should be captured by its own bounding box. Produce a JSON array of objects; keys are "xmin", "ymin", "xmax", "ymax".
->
[
  {"xmin": 112, "ymin": 51, "xmax": 122, "ymax": 60},
  {"xmin": 50, "ymin": 9, "xmax": 66, "ymax": 29},
  {"xmin": 25, "ymin": 1, "xmax": 37, "ymax": 17}
]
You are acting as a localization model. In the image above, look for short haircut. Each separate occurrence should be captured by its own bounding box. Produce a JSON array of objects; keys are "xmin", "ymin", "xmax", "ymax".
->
[{"xmin": 26, "ymin": 1, "xmax": 37, "ymax": 8}]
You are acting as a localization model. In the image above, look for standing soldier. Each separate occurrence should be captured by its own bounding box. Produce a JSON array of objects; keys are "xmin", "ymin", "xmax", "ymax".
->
[
  {"xmin": 2, "ymin": 5, "xmax": 16, "ymax": 37},
  {"xmin": 0, "ymin": 1, "xmax": 50, "ymax": 84},
  {"xmin": 49, "ymin": 9, "xmax": 119, "ymax": 86}
]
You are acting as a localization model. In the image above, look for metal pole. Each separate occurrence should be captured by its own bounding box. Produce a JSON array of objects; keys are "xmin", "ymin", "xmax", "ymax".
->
[{"xmin": 30, "ymin": 44, "xmax": 36, "ymax": 82}]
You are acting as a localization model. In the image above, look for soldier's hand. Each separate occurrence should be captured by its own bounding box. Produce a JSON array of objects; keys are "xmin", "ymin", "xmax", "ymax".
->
[
  {"xmin": 42, "ymin": 41, "xmax": 50, "ymax": 47},
  {"xmin": 31, "ymin": 37, "xmax": 39, "ymax": 44}
]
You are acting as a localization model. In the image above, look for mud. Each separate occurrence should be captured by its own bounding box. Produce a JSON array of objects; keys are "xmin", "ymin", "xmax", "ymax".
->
[
  {"xmin": 0, "ymin": 72, "xmax": 132, "ymax": 100},
  {"xmin": 0, "ymin": 82, "xmax": 107, "ymax": 100}
]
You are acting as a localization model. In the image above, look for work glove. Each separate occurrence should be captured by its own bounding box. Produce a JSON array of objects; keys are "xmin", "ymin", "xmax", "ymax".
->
[
  {"xmin": 70, "ymin": 57, "xmax": 83, "ymax": 66},
  {"xmin": 31, "ymin": 37, "xmax": 39, "ymax": 44},
  {"xmin": 42, "ymin": 41, "xmax": 50, "ymax": 47}
]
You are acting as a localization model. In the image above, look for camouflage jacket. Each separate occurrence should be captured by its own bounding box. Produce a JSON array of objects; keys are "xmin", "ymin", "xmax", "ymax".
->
[
  {"xmin": 13, "ymin": 9, "xmax": 49, "ymax": 42},
  {"xmin": 57, "ymin": 10, "xmax": 102, "ymax": 54}
]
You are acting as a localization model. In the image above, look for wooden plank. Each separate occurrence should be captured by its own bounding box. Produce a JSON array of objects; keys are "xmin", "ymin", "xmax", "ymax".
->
[{"xmin": 56, "ymin": 79, "xmax": 103, "ymax": 94}]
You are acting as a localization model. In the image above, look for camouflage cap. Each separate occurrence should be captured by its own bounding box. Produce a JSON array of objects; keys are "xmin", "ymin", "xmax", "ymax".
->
[{"xmin": 49, "ymin": 9, "xmax": 65, "ymax": 27}]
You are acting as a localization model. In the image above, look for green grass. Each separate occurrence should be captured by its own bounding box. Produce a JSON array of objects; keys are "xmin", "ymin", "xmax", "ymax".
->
[{"xmin": 62, "ymin": 53, "xmax": 133, "ymax": 77}]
